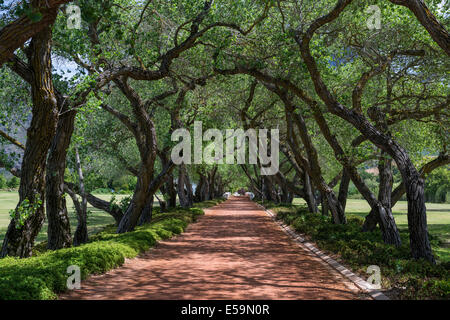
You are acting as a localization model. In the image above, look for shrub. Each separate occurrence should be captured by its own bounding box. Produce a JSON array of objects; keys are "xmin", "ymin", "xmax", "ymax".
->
[
  {"xmin": 111, "ymin": 175, "xmax": 136, "ymax": 192},
  {"xmin": 84, "ymin": 172, "xmax": 108, "ymax": 193},
  {"xmin": 109, "ymin": 195, "xmax": 132, "ymax": 213},
  {"xmin": 91, "ymin": 188, "xmax": 111, "ymax": 194},
  {"xmin": 6, "ymin": 176, "xmax": 19, "ymax": 189},
  {"xmin": 0, "ymin": 174, "xmax": 7, "ymax": 189}
]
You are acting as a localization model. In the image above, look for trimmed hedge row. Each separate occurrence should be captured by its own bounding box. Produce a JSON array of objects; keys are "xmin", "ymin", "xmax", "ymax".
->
[
  {"xmin": 0, "ymin": 200, "xmax": 223, "ymax": 300},
  {"xmin": 260, "ymin": 201, "xmax": 450, "ymax": 300}
]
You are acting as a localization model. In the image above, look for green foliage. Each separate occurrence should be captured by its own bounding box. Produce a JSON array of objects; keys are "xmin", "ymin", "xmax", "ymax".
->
[
  {"xmin": 13, "ymin": 2, "xmax": 42, "ymax": 22},
  {"xmin": 109, "ymin": 195, "xmax": 132, "ymax": 213},
  {"xmin": 84, "ymin": 172, "xmax": 108, "ymax": 193},
  {"xmin": 0, "ymin": 174, "xmax": 6, "ymax": 189},
  {"xmin": 10, "ymin": 196, "xmax": 42, "ymax": 229},
  {"xmin": 0, "ymin": 201, "xmax": 219, "ymax": 300},
  {"xmin": 0, "ymin": 242, "xmax": 135, "ymax": 300},
  {"xmin": 425, "ymin": 167, "xmax": 450, "ymax": 203},
  {"xmin": 270, "ymin": 202, "xmax": 450, "ymax": 300},
  {"xmin": 6, "ymin": 176, "xmax": 19, "ymax": 189},
  {"xmin": 91, "ymin": 188, "xmax": 113, "ymax": 194},
  {"xmin": 111, "ymin": 175, "xmax": 136, "ymax": 192}
]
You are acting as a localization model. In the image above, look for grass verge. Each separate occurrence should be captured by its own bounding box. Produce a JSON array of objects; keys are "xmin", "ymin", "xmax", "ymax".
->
[
  {"xmin": 0, "ymin": 199, "xmax": 224, "ymax": 300},
  {"xmin": 259, "ymin": 201, "xmax": 450, "ymax": 300}
]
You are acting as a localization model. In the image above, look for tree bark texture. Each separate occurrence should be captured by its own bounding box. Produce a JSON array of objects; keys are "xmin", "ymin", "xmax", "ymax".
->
[{"xmin": 1, "ymin": 27, "xmax": 59, "ymax": 258}]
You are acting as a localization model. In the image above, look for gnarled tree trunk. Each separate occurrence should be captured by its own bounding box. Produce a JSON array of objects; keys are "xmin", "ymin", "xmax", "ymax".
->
[
  {"xmin": 304, "ymin": 171, "xmax": 318, "ymax": 213},
  {"xmin": 0, "ymin": 0, "xmax": 72, "ymax": 66},
  {"xmin": 1, "ymin": 27, "xmax": 59, "ymax": 258},
  {"xmin": 166, "ymin": 178, "xmax": 177, "ymax": 208},
  {"xmin": 46, "ymin": 100, "xmax": 75, "ymax": 250},
  {"xmin": 114, "ymin": 79, "xmax": 158, "ymax": 233},
  {"xmin": 72, "ymin": 148, "xmax": 88, "ymax": 246},
  {"xmin": 178, "ymin": 165, "xmax": 191, "ymax": 207},
  {"xmin": 280, "ymin": 90, "xmax": 345, "ymax": 224},
  {"xmin": 138, "ymin": 196, "xmax": 154, "ymax": 226},
  {"xmin": 338, "ymin": 169, "xmax": 350, "ymax": 212}
]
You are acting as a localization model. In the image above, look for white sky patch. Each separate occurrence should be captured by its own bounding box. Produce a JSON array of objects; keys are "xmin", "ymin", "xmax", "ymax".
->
[
  {"xmin": 437, "ymin": 0, "xmax": 449, "ymax": 17},
  {"xmin": 53, "ymin": 54, "xmax": 79, "ymax": 82}
]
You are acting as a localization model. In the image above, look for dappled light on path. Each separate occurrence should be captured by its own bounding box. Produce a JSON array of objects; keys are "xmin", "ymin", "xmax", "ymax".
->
[{"xmin": 60, "ymin": 197, "xmax": 363, "ymax": 300}]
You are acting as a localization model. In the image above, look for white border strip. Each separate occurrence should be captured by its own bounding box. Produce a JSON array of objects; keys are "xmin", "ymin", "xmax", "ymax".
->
[{"xmin": 256, "ymin": 203, "xmax": 389, "ymax": 300}]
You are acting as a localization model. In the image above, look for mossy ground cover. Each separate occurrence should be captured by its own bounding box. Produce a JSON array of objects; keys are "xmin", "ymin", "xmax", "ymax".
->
[
  {"xmin": 0, "ymin": 199, "xmax": 224, "ymax": 300},
  {"xmin": 260, "ymin": 201, "xmax": 450, "ymax": 300}
]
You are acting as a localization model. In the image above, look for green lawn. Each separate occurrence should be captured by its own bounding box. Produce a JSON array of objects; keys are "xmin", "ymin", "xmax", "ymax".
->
[
  {"xmin": 293, "ymin": 198, "xmax": 450, "ymax": 261},
  {"xmin": 0, "ymin": 191, "xmax": 130, "ymax": 243}
]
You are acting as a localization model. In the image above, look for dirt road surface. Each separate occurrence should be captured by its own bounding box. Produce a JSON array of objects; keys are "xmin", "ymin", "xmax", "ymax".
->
[{"xmin": 60, "ymin": 197, "xmax": 363, "ymax": 300}]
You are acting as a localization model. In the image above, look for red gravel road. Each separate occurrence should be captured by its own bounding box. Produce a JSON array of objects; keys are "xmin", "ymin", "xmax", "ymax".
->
[{"xmin": 60, "ymin": 197, "xmax": 364, "ymax": 300}]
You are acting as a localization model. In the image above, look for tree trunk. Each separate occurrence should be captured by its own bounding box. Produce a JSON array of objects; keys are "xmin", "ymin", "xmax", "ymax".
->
[
  {"xmin": 280, "ymin": 146, "xmax": 317, "ymax": 211},
  {"xmin": 195, "ymin": 173, "xmax": 211, "ymax": 202},
  {"xmin": 63, "ymin": 181, "xmax": 124, "ymax": 225},
  {"xmin": 46, "ymin": 101, "xmax": 75, "ymax": 250},
  {"xmin": 194, "ymin": 175, "xmax": 205, "ymax": 202},
  {"xmin": 362, "ymin": 210, "xmax": 378, "ymax": 232},
  {"xmin": 402, "ymin": 162, "xmax": 434, "ymax": 261},
  {"xmin": 375, "ymin": 154, "xmax": 402, "ymax": 243},
  {"xmin": 86, "ymin": 192, "xmax": 123, "ymax": 225},
  {"xmin": 178, "ymin": 165, "xmax": 190, "ymax": 207},
  {"xmin": 216, "ymin": 175, "xmax": 224, "ymax": 198},
  {"xmin": 321, "ymin": 195, "xmax": 329, "ymax": 216},
  {"xmin": 0, "ymin": 27, "xmax": 58, "ymax": 258},
  {"xmin": 304, "ymin": 171, "xmax": 318, "ymax": 213},
  {"xmin": 155, "ymin": 194, "xmax": 167, "ymax": 212},
  {"xmin": 391, "ymin": 153, "xmax": 450, "ymax": 206},
  {"xmin": 202, "ymin": 177, "xmax": 210, "ymax": 202},
  {"xmin": 158, "ymin": 152, "xmax": 177, "ymax": 208},
  {"xmin": 117, "ymin": 166, "xmax": 154, "ymax": 233},
  {"xmin": 114, "ymin": 79, "xmax": 158, "ymax": 234},
  {"xmin": 308, "ymin": 102, "xmax": 400, "ymax": 245},
  {"xmin": 389, "ymin": 0, "xmax": 450, "ymax": 56},
  {"xmin": 281, "ymin": 93, "xmax": 345, "ymax": 223},
  {"xmin": 207, "ymin": 167, "xmax": 217, "ymax": 201},
  {"xmin": 66, "ymin": 187, "xmax": 87, "ymax": 247},
  {"xmin": 184, "ymin": 166, "xmax": 194, "ymax": 205},
  {"xmin": 338, "ymin": 169, "xmax": 350, "ymax": 211},
  {"xmin": 0, "ymin": 0, "xmax": 71, "ymax": 66},
  {"xmin": 262, "ymin": 176, "xmax": 278, "ymax": 202},
  {"xmin": 138, "ymin": 196, "xmax": 154, "ymax": 226},
  {"xmin": 73, "ymin": 148, "xmax": 88, "ymax": 246},
  {"xmin": 276, "ymin": 175, "xmax": 293, "ymax": 204},
  {"xmin": 166, "ymin": 176, "xmax": 177, "ymax": 208}
]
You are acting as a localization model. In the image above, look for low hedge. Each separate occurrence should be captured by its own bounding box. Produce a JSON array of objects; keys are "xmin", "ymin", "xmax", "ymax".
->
[
  {"xmin": 262, "ymin": 201, "xmax": 450, "ymax": 300},
  {"xmin": 0, "ymin": 200, "xmax": 223, "ymax": 300}
]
